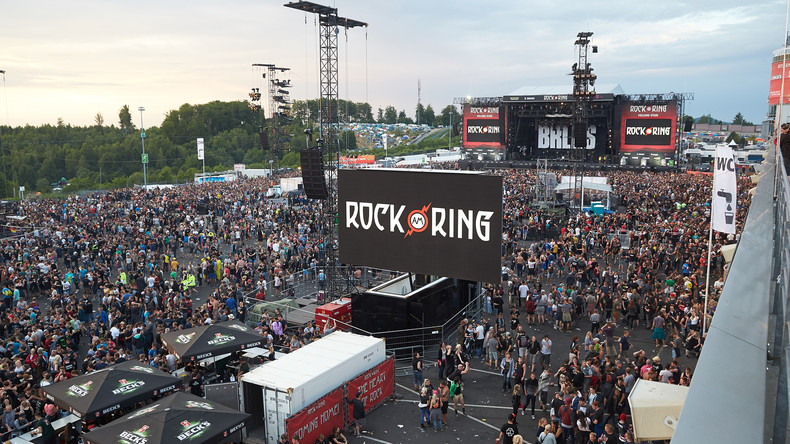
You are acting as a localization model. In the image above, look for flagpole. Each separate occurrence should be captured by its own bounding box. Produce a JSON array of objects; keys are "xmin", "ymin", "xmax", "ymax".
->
[{"xmin": 702, "ymin": 220, "xmax": 713, "ymax": 334}]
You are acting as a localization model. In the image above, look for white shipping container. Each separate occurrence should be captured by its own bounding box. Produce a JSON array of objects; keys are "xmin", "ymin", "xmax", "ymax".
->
[{"xmin": 242, "ymin": 332, "xmax": 385, "ymax": 444}]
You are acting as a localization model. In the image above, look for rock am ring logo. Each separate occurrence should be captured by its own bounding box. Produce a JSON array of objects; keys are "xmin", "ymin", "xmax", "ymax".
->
[{"xmin": 405, "ymin": 203, "xmax": 431, "ymax": 238}]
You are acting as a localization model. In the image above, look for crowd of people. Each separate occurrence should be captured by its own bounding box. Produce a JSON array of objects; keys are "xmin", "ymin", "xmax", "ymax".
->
[
  {"xmin": 0, "ymin": 173, "xmax": 339, "ymax": 441},
  {"xmin": 414, "ymin": 166, "xmax": 752, "ymax": 444},
  {"xmin": 0, "ymin": 160, "xmax": 754, "ymax": 443}
]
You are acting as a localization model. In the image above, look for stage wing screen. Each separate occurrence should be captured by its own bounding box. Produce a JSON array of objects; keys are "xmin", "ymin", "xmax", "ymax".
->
[
  {"xmin": 463, "ymin": 105, "xmax": 502, "ymax": 148},
  {"xmin": 618, "ymin": 101, "xmax": 677, "ymax": 157},
  {"xmin": 339, "ymin": 169, "xmax": 503, "ymax": 283}
]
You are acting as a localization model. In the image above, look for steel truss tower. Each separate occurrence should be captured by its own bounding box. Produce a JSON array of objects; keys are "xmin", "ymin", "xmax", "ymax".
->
[
  {"xmin": 571, "ymin": 32, "xmax": 596, "ymax": 211},
  {"xmin": 285, "ymin": 2, "xmax": 366, "ymax": 299}
]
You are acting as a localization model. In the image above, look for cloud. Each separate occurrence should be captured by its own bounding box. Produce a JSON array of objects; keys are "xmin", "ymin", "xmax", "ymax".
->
[{"xmin": 0, "ymin": 0, "xmax": 783, "ymax": 126}]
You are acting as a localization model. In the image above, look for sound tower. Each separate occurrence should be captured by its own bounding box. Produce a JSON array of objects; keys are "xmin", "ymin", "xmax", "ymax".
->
[
  {"xmin": 259, "ymin": 131, "xmax": 270, "ymax": 150},
  {"xmin": 683, "ymin": 118, "xmax": 693, "ymax": 132},
  {"xmin": 300, "ymin": 149, "xmax": 328, "ymax": 199},
  {"xmin": 574, "ymin": 123, "xmax": 587, "ymax": 148}
]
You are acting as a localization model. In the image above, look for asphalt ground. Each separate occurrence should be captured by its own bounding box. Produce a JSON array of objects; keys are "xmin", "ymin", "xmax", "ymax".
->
[{"xmin": 352, "ymin": 301, "xmax": 698, "ymax": 444}]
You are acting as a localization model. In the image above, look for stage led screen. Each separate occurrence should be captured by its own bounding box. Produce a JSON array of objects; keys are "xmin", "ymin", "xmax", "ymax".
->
[
  {"xmin": 618, "ymin": 101, "xmax": 677, "ymax": 157},
  {"xmin": 463, "ymin": 105, "xmax": 502, "ymax": 148},
  {"xmin": 338, "ymin": 169, "xmax": 503, "ymax": 283}
]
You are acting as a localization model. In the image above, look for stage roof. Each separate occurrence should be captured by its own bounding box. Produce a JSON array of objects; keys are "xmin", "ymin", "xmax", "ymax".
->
[{"xmin": 506, "ymin": 84, "xmax": 625, "ymax": 96}]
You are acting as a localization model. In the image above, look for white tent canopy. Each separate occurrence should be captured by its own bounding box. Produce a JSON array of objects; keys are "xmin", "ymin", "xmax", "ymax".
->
[{"xmin": 554, "ymin": 181, "xmax": 613, "ymax": 193}]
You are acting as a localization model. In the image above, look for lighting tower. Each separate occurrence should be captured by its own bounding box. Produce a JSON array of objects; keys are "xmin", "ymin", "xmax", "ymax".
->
[
  {"xmin": 571, "ymin": 32, "xmax": 596, "ymax": 211},
  {"xmin": 268, "ymin": 66, "xmax": 292, "ymax": 153},
  {"xmin": 285, "ymin": 1, "xmax": 366, "ymax": 300}
]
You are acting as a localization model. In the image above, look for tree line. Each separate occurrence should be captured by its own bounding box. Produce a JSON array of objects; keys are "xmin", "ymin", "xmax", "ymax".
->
[{"xmin": 0, "ymin": 99, "xmax": 460, "ymax": 196}]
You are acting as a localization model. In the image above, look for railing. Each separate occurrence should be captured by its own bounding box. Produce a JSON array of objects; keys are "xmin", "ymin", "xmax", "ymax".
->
[
  {"xmin": 672, "ymin": 144, "xmax": 788, "ymax": 443},
  {"xmin": 242, "ymin": 265, "xmax": 393, "ymax": 309},
  {"xmin": 244, "ymin": 275, "xmax": 486, "ymax": 374}
]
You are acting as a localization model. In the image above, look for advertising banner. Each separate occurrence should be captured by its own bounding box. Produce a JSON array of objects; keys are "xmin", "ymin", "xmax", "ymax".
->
[
  {"xmin": 769, "ymin": 60, "xmax": 790, "ymax": 105},
  {"xmin": 197, "ymin": 138, "xmax": 205, "ymax": 160},
  {"xmin": 618, "ymin": 101, "xmax": 677, "ymax": 157},
  {"xmin": 463, "ymin": 104, "xmax": 502, "ymax": 148},
  {"xmin": 345, "ymin": 357, "xmax": 395, "ymax": 426},
  {"xmin": 286, "ymin": 387, "xmax": 345, "ymax": 444},
  {"xmin": 338, "ymin": 169, "xmax": 503, "ymax": 283}
]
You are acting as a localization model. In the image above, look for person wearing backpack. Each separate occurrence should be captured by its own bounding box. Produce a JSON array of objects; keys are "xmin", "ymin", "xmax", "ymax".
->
[
  {"xmin": 525, "ymin": 295, "xmax": 536, "ymax": 326},
  {"xmin": 559, "ymin": 397, "xmax": 576, "ymax": 444},
  {"xmin": 517, "ymin": 327, "xmax": 529, "ymax": 359},
  {"xmin": 429, "ymin": 390, "xmax": 443, "ymax": 431}
]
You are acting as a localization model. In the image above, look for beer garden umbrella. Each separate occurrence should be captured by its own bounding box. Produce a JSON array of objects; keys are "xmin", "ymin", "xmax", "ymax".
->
[
  {"xmin": 42, "ymin": 360, "xmax": 182, "ymax": 419},
  {"xmin": 82, "ymin": 391, "xmax": 251, "ymax": 444},
  {"xmin": 160, "ymin": 320, "xmax": 264, "ymax": 361}
]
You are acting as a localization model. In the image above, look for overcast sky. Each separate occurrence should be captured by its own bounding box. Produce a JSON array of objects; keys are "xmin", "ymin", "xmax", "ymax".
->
[{"xmin": 0, "ymin": 0, "xmax": 786, "ymax": 128}]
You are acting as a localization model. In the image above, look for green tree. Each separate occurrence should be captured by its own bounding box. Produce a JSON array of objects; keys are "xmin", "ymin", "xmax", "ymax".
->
[
  {"xmin": 423, "ymin": 105, "xmax": 436, "ymax": 127},
  {"xmin": 732, "ymin": 112, "xmax": 754, "ymax": 126},
  {"xmin": 376, "ymin": 107, "xmax": 384, "ymax": 123},
  {"xmin": 697, "ymin": 114, "xmax": 722, "ymax": 125},
  {"xmin": 356, "ymin": 103, "xmax": 374, "ymax": 122},
  {"xmin": 726, "ymin": 131, "xmax": 744, "ymax": 146},
  {"xmin": 383, "ymin": 106, "xmax": 397, "ymax": 124},
  {"xmin": 397, "ymin": 110, "xmax": 413, "ymax": 124},
  {"xmin": 340, "ymin": 130, "xmax": 357, "ymax": 152},
  {"xmin": 94, "ymin": 112, "xmax": 104, "ymax": 127},
  {"xmin": 415, "ymin": 103, "xmax": 425, "ymax": 125},
  {"xmin": 437, "ymin": 105, "xmax": 461, "ymax": 127},
  {"xmin": 119, "ymin": 105, "xmax": 134, "ymax": 132}
]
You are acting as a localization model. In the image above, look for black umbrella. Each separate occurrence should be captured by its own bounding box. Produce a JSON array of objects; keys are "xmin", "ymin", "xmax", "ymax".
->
[
  {"xmin": 42, "ymin": 360, "xmax": 182, "ymax": 419},
  {"xmin": 160, "ymin": 320, "xmax": 264, "ymax": 361},
  {"xmin": 82, "ymin": 392, "xmax": 250, "ymax": 444}
]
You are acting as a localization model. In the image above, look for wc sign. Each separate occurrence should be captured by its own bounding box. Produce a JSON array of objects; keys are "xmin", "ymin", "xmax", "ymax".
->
[{"xmin": 712, "ymin": 145, "xmax": 737, "ymax": 234}]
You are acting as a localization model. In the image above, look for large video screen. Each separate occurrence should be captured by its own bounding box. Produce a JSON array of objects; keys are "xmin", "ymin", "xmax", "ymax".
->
[
  {"xmin": 618, "ymin": 101, "xmax": 677, "ymax": 157},
  {"xmin": 463, "ymin": 105, "xmax": 502, "ymax": 148},
  {"xmin": 513, "ymin": 117, "xmax": 608, "ymax": 160},
  {"xmin": 338, "ymin": 169, "xmax": 503, "ymax": 283}
]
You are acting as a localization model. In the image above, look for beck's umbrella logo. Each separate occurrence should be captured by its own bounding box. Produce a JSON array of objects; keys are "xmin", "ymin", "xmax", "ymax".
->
[
  {"xmin": 128, "ymin": 404, "xmax": 159, "ymax": 419},
  {"xmin": 207, "ymin": 333, "xmax": 235, "ymax": 346},
  {"xmin": 227, "ymin": 324, "xmax": 249, "ymax": 332},
  {"xmin": 177, "ymin": 420, "xmax": 211, "ymax": 441},
  {"xmin": 175, "ymin": 332, "xmax": 196, "ymax": 344},
  {"xmin": 129, "ymin": 365, "xmax": 155, "ymax": 374},
  {"xmin": 119, "ymin": 425, "xmax": 150, "ymax": 444},
  {"xmin": 112, "ymin": 379, "xmax": 146, "ymax": 395},
  {"xmin": 185, "ymin": 400, "xmax": 214, "ymax": 410},
  {"xmin": 404, "ymin": 203, "xmax": 431, "ymax": 238},
  {"xmin": 67, "ymin": 381, "xmax": 93, "ymax": 397}
]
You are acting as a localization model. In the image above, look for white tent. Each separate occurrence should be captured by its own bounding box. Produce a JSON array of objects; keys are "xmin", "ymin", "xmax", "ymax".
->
[
  {"xmin": 554, "ymin": 181, "xmax": 612, "ymax": 193},
  {"xmin": 628, "ymin": 379, "xmax": 689, "ymax": 442},
  {"xmin": 554, "ymin": 179, "xmax": 613, "ymax": 209}
]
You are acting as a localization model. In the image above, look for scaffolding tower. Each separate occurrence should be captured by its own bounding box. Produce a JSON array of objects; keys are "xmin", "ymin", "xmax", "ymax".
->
[
  {"xmin": 571, "ymin": 32, "xmax": 596, "ymax": 211},
  {"xmin": 285, "ymin": 1, "xmax": 367, "ymax": 299}
]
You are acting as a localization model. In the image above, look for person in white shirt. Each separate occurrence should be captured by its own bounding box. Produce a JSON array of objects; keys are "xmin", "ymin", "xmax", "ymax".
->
[{"xmin": 110, "ymin": 325, "xmax": 120, "ymax": 341}]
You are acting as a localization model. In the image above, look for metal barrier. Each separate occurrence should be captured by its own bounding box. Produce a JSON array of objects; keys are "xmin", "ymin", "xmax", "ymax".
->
[
  {"xmin": 672, "ymin": 144, "xmax": 788, "ymax": 443},
  {"xmin": 244, "ymin": 280, "xmax": 486, "ymax": 375},
  {"xmin": 242, "ymin": 265, "xmax": 395, "ymax": 308}
]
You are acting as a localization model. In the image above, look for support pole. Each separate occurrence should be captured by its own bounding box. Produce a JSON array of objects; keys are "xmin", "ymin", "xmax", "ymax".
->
[{"xmin": 702, "ymin": 222, "xmax": 714, "ymax": 334}]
